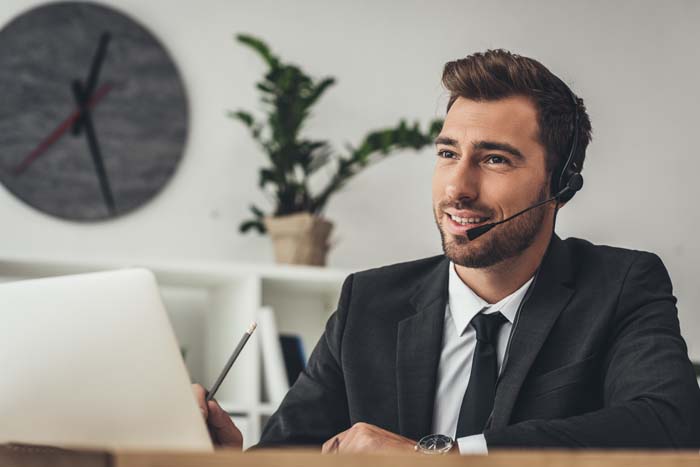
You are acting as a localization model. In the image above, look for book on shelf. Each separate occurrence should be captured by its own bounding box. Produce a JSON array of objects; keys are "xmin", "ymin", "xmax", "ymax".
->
[
  {"xmin": 257, "ymin": 307, "xmax": 289, "ymax": 405},
  {"xmin": 279, "ymin": 334, "xmax": 306, "ymax": 386},
  {"xmin": 257, "ymin": 308, "xmax": 309, "ymax": 405}
]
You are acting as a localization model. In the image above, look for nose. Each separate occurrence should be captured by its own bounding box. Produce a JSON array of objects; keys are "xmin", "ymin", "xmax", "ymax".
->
[{"xmin": 444, "ymin": 159, "xmax": 481, "ymax": 205}]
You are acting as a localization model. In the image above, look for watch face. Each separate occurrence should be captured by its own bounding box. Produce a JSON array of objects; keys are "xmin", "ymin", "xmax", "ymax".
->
[
  {"xmin": 418, "ymin": 434, "xmax": 453, "ymax": 454},
  {"xmin": 0, "ymin": 2, "xmax": 188, "ymax": 221}
]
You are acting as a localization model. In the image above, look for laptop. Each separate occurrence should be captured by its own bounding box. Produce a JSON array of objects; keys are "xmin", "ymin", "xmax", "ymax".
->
[{"xmin": 0, "ymin": 269, "xmax": 213, "ymax": 451}]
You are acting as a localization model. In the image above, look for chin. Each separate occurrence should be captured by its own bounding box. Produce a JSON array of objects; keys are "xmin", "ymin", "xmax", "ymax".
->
[
  {"xmin": 439, "ymin": 224, "xmax": 535, "ymax": 269},
  {"xmin": 445, "ymin": 244, "xmax": 501, "ymax": 269},
  {"xmin": 440, "ymin": 230, "xmax": 489, "ymax": 268}
]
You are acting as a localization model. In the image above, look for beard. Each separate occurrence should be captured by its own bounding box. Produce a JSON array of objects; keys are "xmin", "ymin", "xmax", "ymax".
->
[{"xmin": 434, "ymin": 184, "xmax": 550, "ymax": 269}]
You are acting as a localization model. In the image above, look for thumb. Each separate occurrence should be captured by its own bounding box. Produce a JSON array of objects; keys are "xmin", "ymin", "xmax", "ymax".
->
[
  {"xmin": 206, "ymin": 400, "xmax": 242, "ymax": 447},
  {"xmin": 206, "ymin": 400, "xmax": 230, "ymax": 429}
]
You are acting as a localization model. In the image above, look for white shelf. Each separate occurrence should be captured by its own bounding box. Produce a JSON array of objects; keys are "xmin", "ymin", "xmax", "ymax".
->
[
  {"xmin": 221, "ymin": 401, "xmax": 277, "ymax": 416},
  {"xmin": 0, "ymin": 255, "xmax": 349, "ymax": 285},
  {"xmin": 0, "ymin": 255, "xmax": 349, "ymax": 445}
]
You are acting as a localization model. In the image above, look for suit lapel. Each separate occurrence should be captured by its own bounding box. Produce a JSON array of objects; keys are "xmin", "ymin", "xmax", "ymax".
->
[
  {"xmin": 397, "ymin": 257, "xmax": 449, "ymax": 441},
  {"xmin": 489, "ymin": 235, "xmax": 575, "ymax": 428}
]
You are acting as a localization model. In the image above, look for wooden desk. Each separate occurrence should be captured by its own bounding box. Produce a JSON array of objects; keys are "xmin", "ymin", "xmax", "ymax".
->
[
  {"xmin": 3, "ymin": 446, "xmax": 699, "ymax": 467},
  {"xmin": 113, "ymin": 449, "xmax": 700, "ymax": 467}
]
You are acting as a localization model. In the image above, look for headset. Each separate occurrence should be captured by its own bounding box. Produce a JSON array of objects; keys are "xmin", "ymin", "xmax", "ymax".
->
[{"xmin": 551, "ymin": 82, "xmax": 584, "ymax": 204}]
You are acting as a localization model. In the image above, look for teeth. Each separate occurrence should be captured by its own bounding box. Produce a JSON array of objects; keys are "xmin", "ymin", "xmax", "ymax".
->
[{"xmin": 449, "ymin": 214, "xmax": 489, "ymax": 225}]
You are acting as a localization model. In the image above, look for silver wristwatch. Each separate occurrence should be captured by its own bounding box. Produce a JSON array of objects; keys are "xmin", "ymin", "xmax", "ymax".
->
[{"xmin": 414, "ymin": 434, "xmax": 454, "ymax": 455}]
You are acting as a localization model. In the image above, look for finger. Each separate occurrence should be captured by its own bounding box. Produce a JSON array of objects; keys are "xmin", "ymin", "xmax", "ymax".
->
[
  {"xmin": 191, "ymin": 384, "xmax": 208, "ymax": 418},
  {"xmin": 322, "ymin": 437, "xmax": 342, "ymax": 454},
  {"xmin": 336, "ymin": 426, "xmax": 363, "ymax": 454},
  {"xmin": 206, "ymin": 400, "xmax": 242, "ymax": 446},
  {"xmin": 337, "ymin": 423, "xmax": 373, "ymax": 454},
  {"xmin": 321, "ymin": 437, "xmax": 337, "ymax": 454},
  {"xmin": 206, "ymin": 400, "xmax": 230, "ymax": 428},
  {"xmin": 206, "ymin": 401, "xmax": 237, "ymax": 435},
  {"xmin": 322, "ymin": 428, "xmax": 350, "ymax": 454}
]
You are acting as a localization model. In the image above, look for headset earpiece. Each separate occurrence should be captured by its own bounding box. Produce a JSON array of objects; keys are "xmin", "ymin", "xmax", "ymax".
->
[{"xmin": 551, "ymin": 87, "xmax": 584, "ymax": 203}]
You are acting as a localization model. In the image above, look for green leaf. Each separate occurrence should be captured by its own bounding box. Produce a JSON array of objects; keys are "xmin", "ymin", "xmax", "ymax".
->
[
  {"xmin": 258, "ymin": 168, "xmax": 281, "ymax": 189},
  {"xmin": 304, "ymin": 77, "xmax": 336, "ymax": 108},
  {"xmin": 229, "ymin": 110, "xmax": 255, "ymax": 127},
  {"xmin": 249, "ymin": 204, "xmax": 265, "ymax": 218},
  {"xmin": 256, "ymin": 82, "xmax": 276, "ymax": 94},
  {"xmin": 239, "ymin": 219, "xmax": 267, "ymax": 234},
  {"xmin": 236, "ymin": 34, "xmax": 279, "ymax": 69}
]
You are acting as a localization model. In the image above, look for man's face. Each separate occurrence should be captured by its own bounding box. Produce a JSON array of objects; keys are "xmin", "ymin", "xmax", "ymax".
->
[{"xmin": 432, "ymin": 95, "xmax": 552, "ymax": 268}]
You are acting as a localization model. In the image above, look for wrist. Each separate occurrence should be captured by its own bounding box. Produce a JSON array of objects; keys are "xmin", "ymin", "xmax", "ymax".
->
[{"xmin": 414, "ymin": 434, "xmax": 454, "ymax": 455}]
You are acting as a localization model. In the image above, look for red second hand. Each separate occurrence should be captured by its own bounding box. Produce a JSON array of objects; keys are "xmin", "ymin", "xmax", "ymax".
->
[{"xmin": 13, "ymin": 83, "xmax": 114, "ymax": 176}]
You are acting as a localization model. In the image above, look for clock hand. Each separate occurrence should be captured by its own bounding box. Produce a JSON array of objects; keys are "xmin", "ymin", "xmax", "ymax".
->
[
  {"xmin": 72, "ymin": 79, "xmax": 116, "ymax": 215},
  {"xmin": 13, "ymin": 83, "xmax": 113, "ymax": 175},
  {"xmin": 73, "ymin": 31, "xmax": 111, "ymax": 136}
]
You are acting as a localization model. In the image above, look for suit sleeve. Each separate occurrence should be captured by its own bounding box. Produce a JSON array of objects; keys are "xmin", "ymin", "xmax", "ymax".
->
[
  {"xmin": 484, "ymin": 252, "xmax": 700, "ymax": 449},
  {"xmin": 253, "ymin": 274, "xmax": 354, "ymax": 448}
]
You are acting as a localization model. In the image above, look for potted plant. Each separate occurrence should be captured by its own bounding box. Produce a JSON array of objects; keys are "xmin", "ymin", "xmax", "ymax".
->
[{"xmin": 233, "ymin": 34, "xmax": 442, "ymax": 266}]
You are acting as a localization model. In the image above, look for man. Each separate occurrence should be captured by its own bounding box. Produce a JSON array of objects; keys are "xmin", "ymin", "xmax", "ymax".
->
[{"xmin": 193, "ymin": 49, "xmax": 700, "ymax": 453}]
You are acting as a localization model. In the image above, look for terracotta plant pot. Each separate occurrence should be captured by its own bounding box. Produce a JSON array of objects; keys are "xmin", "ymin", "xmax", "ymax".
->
[{"xmin": 263, "ymin": 213, "xmax": 334, "ymax": 266}]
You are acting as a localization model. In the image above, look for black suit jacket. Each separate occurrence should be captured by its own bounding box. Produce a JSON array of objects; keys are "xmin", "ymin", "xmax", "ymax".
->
[{"xmin": 258, "ymin": 236, "xmax": 700, "ymax": 449}]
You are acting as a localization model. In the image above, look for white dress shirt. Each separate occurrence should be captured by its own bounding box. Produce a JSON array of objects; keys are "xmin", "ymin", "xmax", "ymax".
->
[{"xmin": 431, "ymin": 261, "xmax": 534, "ymax": 454}]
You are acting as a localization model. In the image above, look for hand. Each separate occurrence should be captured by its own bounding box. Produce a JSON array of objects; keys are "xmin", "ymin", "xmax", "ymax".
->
[
  {"xmin": 191, "ymin": 383, "xmax": 243, "ymax": 449},
  {"xmin": 322, "ymin": 422, "xmax": 416, "ymax": 454},
  {"xmin": 73, "ymin": 32, "xmax": 111, "ymax": 132}
]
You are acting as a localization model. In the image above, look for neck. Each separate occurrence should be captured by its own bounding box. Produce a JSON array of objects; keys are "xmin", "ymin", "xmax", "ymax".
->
[{"xmin": 454, "ymin": 228, "xmax": 553, "ymax": 304}]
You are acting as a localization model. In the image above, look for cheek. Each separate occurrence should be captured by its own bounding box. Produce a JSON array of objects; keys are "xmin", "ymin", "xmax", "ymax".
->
[
  {"xmin": 483, "ymin": 177, "xmax": 515, "ymax": 200},
  {"xmin": 487, "ymin": 171, "xmax": 545, "ymax": 210},
  {"xmin": 475, "ymin": 173, "xmax": 529, "ymax": 216}
]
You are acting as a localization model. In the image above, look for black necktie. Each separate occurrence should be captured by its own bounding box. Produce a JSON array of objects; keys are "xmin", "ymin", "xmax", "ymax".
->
[{"xmin": 455, "ymin": 311, "xmax": 508, "ymax": 438}]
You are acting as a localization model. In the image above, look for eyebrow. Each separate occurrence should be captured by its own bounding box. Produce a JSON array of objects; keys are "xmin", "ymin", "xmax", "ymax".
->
[
  {"xmin": 434, "ymin": 136, "xmax": 459, "ymax": 147},
  {"xmin": 472, "ymin": 141, "xmax": 525, "ymax": 160},
  {"xmin": 434, "ymin": 136, "xmax": 525, "ymax": 160}
]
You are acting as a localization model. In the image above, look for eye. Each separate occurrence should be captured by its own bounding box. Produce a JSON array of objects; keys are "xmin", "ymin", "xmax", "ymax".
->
[
  {"xmin": 485, "ymin": 155, "xmax": 509, "ymax": 165},
  {"xmin": 437, "ymin": 150, "xmax": 457, "ymax": 159}
]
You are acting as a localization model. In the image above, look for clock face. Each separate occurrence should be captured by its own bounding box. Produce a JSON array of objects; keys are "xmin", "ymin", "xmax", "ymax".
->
[{"xmin": 0, "ymin": 1, "xmax": 188, "ymax": 221}]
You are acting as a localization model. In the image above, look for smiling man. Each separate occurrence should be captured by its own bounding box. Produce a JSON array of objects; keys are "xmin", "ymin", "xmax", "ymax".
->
[{"xmin": 194, "ymin": 50, "xmax": 700, "ymax": 453}]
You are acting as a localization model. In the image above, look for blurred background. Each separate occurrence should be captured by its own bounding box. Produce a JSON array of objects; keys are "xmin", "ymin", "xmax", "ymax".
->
[{"xmin": 1, "ymin": 0, "xmax": 698, "ymax": 445}]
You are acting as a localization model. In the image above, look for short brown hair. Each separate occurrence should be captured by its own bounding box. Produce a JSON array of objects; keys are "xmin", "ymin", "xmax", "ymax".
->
[{"xmin": 442, "ymin": 49, "xmax": 592, "ymax": 190}]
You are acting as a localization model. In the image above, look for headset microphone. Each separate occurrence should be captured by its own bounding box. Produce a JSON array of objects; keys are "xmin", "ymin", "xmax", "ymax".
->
[{"xmin": 465, "ymin": 173, "xmax": 583, "ymax": 241}]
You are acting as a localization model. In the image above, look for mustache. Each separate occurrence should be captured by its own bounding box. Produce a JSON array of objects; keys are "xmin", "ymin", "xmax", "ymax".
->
[{"xmin": 437, "ymin": 199, "xmax": 494, "ymax": 217}]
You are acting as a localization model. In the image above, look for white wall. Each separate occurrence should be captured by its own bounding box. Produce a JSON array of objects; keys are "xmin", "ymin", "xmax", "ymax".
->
[{"xmin": 2, "ymin": 0, "xmax": 700, "ymax": 357}]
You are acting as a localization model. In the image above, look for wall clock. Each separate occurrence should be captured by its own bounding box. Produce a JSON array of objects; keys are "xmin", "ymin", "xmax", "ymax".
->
[{"xmin": 0, "ymin": 2, "xmax": 188, "ymax": 221}]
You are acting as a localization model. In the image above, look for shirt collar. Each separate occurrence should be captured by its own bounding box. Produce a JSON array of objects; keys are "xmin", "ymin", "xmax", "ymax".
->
[{"xmin": 447, "ymin": 261, "xmax": 534, "ymax": 336}]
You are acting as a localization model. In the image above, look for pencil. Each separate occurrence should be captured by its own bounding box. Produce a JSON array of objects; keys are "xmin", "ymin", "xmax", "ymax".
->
[{"xmin": 206, "ymin": 322, "xmax": 257, "ymax": 402}]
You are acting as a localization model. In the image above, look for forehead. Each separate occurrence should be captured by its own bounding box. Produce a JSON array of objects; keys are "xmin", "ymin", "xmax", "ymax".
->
[{"xmin": 441, "ymin": 95, "xmax": 541, "ymax": 148}]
